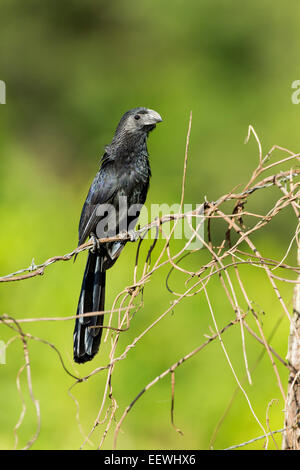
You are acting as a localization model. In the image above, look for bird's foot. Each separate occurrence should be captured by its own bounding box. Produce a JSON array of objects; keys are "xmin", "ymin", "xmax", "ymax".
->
[
  {"xmin": 118, "ymin": 229, "xmax": 139, "ymax": 242},
  {"xmin": 128, "ymin": 229, "xmax": 139, "ymax": 242},
  {"xmin": 90, "ymin": 234, "xmax": 101, "ymax": 253},
  {"xmin": 118, "ymin": 230, "xmax": 128, "ymax": 240}
]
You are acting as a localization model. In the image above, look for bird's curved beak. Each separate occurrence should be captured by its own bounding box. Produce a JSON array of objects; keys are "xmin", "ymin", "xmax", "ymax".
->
[{"xmin": 144, "ymin": 109, "xmax": 163, "ymax": 125}]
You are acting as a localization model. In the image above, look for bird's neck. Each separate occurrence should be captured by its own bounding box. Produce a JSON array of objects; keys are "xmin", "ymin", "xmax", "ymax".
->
[{"xmin": 111, "ymin": 131, "xmax": 149, "ymax": 160}]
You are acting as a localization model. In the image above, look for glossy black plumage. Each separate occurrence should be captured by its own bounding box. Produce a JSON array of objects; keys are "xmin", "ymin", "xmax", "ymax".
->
[{"xmin": 73, "ymin": 107, "xmax": 162, "ymax": 363}]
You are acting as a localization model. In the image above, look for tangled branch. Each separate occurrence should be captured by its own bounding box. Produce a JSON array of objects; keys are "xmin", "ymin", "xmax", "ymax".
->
[{"xmin": 1, "ymin": 118, "xmax": 300, "ymax": 450}]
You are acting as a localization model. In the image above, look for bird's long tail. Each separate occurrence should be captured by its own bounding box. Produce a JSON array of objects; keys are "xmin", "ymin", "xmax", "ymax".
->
[{"xmin": 73, "ymin": 250, "xmax": 106, "ymax": 363}]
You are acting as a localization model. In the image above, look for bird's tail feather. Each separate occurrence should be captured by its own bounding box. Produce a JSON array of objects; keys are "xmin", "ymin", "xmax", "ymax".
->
[{"xmin": 73, "ymin": 250, "xmax": 106, "ymax": 363}]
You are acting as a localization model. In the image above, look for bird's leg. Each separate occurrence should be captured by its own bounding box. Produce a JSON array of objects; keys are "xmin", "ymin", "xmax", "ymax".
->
[{"xmin": 90, "ymin": 233, "xmax": 101, "ymax": 253}]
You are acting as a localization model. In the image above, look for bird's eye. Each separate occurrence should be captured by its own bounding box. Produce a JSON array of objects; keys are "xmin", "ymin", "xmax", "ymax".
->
[{"xmin": 134, "ymin": 114, "xmax": 141, "ymax": 120}]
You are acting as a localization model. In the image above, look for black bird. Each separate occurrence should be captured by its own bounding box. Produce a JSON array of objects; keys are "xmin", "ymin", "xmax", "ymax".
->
[{"xmin": 73, "ymin": 107, "xmax": 162, "ymax": 363}]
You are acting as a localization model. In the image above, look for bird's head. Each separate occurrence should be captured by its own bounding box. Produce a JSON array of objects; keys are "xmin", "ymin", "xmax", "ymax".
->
[{"xmin": 115, "ymin": 107, "xmax": 163, "ymax": 137}]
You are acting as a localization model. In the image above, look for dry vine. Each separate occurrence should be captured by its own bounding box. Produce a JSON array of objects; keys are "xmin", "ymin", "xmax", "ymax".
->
[{"xmin": 1, "ymin": 117, "xmax": 300, "ymax": 450}]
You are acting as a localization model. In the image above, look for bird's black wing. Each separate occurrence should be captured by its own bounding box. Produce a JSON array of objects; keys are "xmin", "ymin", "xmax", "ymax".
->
[{"xmin": 78, "ymin": 155, "xmax": 118, "ymax": 246}]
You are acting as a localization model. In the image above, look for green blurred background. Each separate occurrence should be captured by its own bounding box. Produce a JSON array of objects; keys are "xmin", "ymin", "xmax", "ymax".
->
[{"xmin": 0, "ymin": 0, "xmax": 299, "ymax": 450}]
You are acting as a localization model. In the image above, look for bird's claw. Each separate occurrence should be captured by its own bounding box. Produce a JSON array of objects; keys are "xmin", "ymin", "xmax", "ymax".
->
[
  {"xmin": 128, "ymin": 230, "xmax": 139, "ymax": 242},
  {"xmin": 90, "ymin": 234, "xmax": 100, "ymax": 253}
]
